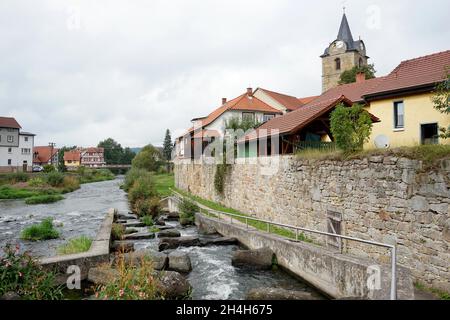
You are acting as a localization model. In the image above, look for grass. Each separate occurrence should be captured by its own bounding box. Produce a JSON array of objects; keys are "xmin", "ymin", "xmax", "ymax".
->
[
  {"xmin": 415, "ymin": 282, "xmax": 450, "ymax": 300},
  {"xmin": 21, "ymin": 218, "xmax": 60, "ymax": 241},
  {"xmin": 173, "ymin": 187, "xmax": 312, "ymax": 243},
  {"xmin": 25, "ymin": 194, "xmax": 64, "ymax": 205},
  {"xmin": 153, "ymin": 173, "xmax": 174, "ymax": 197},
  {"xmin": 149, "ymin": 226, "xmax": 160, "ymax": 233},
  {"xmin": 296, "ymin": 144, "xmax": 450, "ymax": 169},
  {"xmin": 111, "ymin": 223, "xmax": 125, "ymax": 240},
  {"xmin": 0, "ymin": 186, "xmax": 42, "ymax": 199},
  {"xmin": 141, "ymin": 215, "xmax": 154, "ymax": 226},
  {"xmin": 57, "ymin": 236, "xmax": 92, "ymax": 255}
]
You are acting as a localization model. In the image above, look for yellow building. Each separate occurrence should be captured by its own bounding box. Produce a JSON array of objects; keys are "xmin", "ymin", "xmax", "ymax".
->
[
  {"xmin": 364, "ymin": 50, "xmax": 450, "ymax": 148},
  {"xmin": 63, "ymin": 150, "xmax": 81, "ymax": 170}
]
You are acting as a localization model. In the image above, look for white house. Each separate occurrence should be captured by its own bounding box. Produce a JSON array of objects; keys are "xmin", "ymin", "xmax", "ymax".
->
[{"xmin": 0, "ymin": 117, "xmax": 35, "ymax": 172}]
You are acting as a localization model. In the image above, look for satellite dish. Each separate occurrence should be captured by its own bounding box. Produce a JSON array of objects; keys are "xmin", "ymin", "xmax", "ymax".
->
[{"xmin": 374, "ymin": 135, "xmax": 390, "ymax": 149}]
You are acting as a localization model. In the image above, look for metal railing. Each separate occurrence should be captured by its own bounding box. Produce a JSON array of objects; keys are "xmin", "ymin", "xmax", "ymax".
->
[{"xmin": 170, "ymin": 189, "xmax": 398, "ymax": 300}]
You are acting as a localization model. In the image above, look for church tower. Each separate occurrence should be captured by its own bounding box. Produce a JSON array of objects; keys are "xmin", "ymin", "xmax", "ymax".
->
[{"xmin": 321, "ymin": 12, "xmax": 369, "ymax": 92}]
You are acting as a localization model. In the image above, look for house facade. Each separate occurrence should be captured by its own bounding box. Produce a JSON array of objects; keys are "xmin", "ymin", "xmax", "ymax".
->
[
  {"xmin": 0, "ymin": 117, "xmax": 35, "ymax": 172},
  {"xmin": 80, "ymin": 147, "xmax": 106, "ymax": 168},
  {"xmin": 33, "ymin": 146, "xmax": 59, "ymax": 167},
  {"xmin": 63, "ymin": 151, "xmax": 81, "ymax": 170},
  {"xmin": 364, "ymin": 51, "xmax": 450, "ymax": 148}
]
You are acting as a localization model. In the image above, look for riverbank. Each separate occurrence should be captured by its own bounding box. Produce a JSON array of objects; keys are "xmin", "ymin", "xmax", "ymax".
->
[
  {"xmin": 0, "ymin": 169, "xmax": 115, "ymax": 204},
  {"xmin": 0, "ymin": 177, "xmax": 129, "ymax": 258}
]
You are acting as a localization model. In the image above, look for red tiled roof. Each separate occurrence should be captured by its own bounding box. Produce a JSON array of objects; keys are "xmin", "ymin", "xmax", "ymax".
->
[
  {"xmin": 63, "ymin": 151, "xmax": 81, "ymax": 162},
  {"xmin": 310, "ymin": 76, "xmax": 386, "ymax": 105},
  {"xmin": 297, "ymin": 96, "xmax": 319, "ymax": 105},
  {"xmin": 83, "ymin": 147, "xmax": 104, "ymax": 153},
  {"xmin": 34, "ymin": 146, "xmax": 59, "ymax": 163},
  {"xmin": 364, "ymin": 50, "xmax": 450, "ymax": 98},
  {"xmin": 180, "ymin": 90, "xmax": 282, "ymax": 139},
  {"xmin": 192, "ymin": 129, "xmax": 221, "ymax": 139},
  {"xmin": 0, "ymin": 117, "xmax": 21, "ymax": 129},
  {"xmin": 258, "ymin": 88, "xmax": 305, "ymax": 111}
]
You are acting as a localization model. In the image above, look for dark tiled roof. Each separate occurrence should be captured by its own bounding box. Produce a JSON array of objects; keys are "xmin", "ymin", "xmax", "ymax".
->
[{"xmin": 0, "ymin": 117, "xmax": 21, "ymax": 129}]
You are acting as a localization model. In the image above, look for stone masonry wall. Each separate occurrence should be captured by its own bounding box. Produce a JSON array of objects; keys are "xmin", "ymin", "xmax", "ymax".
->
[{"xmin": 175, "ymin": 156, "xmax": 450, "ymax": 292}]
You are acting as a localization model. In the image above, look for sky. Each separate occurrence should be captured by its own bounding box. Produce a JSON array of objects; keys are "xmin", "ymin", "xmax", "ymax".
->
[{"xmin": 0, "ymin": 0, "xmax": 449, "ymax": 148}]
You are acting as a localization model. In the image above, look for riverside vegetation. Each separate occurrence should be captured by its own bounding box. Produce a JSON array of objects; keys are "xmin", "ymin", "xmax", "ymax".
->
[{"xmin": 0, "ymin": 168, "xmax": 115, "ymax": 205}]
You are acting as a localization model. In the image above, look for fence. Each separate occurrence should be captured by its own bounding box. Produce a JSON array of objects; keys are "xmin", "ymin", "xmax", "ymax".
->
[{"xmin": 294, "ymin": 141, "xmax": 336, "ymax": 152}]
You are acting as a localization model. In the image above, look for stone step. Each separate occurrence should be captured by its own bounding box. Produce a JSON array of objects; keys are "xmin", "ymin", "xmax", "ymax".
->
[{"xmin": 124, "ymin": 232, "xmax": 156, "ymax": 240}]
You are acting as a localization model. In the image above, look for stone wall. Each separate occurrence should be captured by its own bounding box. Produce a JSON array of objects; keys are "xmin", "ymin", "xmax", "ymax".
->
[{"xmin": 175, "ymin": 156, "xmax": 450, "ymax": 292}]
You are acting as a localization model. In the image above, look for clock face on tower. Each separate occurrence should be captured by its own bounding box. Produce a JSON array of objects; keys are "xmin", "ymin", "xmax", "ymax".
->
[{"xmin": 336, "ymin": 41, "xmax": 345, "ymax": 49}]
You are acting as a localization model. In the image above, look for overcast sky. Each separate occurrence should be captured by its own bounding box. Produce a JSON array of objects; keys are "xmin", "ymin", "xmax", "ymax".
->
[{"xmin": 0, "ymin": 0, "xmax": 448, "ymax": 148}]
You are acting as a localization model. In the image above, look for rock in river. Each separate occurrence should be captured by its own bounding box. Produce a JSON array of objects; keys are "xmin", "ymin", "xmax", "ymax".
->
[
  {"xmin": 122, "ymin": 221, "xmax": 146, "ymax": 228},
  {"xmin": 124, "ymin": 232, "xmax": 155, "ymax": 240},
  {"xmin": 117, "ymin": 250, "xmax": 168, "ymax": 270},
  {"xmin": 200, "ymin": 237, "xmax": 238, "ymax": 247},
  {"xmin": 158, "ymin": 236, "xmax": 201, "ymax": 251},
  {"xmin": 168, "ymin": 251, "xmax": 192, "ymax": 273},
  {"xmin": 231, "ymin": 247, "xmax": 274, "ymax": 270},
  {"xmin": 246, "ymin": 288, "xmax": 317, "ymax": 300},
  {"xmin": 156, "ymin": 271, "xmax": 192, "ymax": 299},
  {"xmin": 88, "ymin": 267, "xmax": 119, "ymax": 285},
  {"xmin": 166, "ymin": 212, "xmax": 180, "ymax": 221},
  {"xmin": 158, "ymin": 229, "xmax": 181, "ymax": 238}
]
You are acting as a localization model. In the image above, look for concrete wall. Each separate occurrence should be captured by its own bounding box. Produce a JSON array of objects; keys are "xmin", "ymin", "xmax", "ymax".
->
[
  {"xmin": 196, "ymin": 213, "xmax": 414, "ymax": 300},
  {"xmin": 175, "ymin": 155, "xmax": 450, "ymax": 292},
  {"xmin": 40, "ymin": 209, "xmax": 115, "ymax": 283}
]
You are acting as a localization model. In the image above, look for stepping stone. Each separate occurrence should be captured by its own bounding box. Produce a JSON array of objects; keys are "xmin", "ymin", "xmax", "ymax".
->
[
  {"xmin": 200, "ymin": 237, "xmax": 238, "ymax": 247},
  {"xmin": 158, "ymin": 229, "xmax": 181, "ymax": 238},
  {"xmin": 122, "ymin": 221, "xmax": 146, "ymax": 228},
  {"xmin": 124, "ymin": 228, "xmax": 139, "ymax": 235},
  {"xmin": 118, "ymin": 250, "xmax": 168, "ymax": 270},
  {"xmin": 158, "ymin": 236, "xmax": 201, "ymax": 251},
  {"xmin": 111, "ymin": 241, "xmax": 135, "ymax": 253},
  {"xmin": 116, "ymin": 213, "xmax": 138, "ymax": 220},
  {"xmin": 124, "ymin": 232, "xmax": 156, "ymax": 240},
  {"xmin": 166, "ymin": 212, "xmax": 180, "ymax": 221}
]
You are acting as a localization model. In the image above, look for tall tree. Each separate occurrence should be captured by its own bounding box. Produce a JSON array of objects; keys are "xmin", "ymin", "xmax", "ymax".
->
[
  {"xmin": 163, "ymin": 129, "xmax": 173, "ymax": 161},
  {"xmin": 121, "ymin": 147, "xmax": 136, "ymax": 165},
  {"xmin": 132, "ymin": 144, "xmax": 162, "ymax": 172},
  {"xmin": 339, "ymin": 64, "xmax": 376, "ymax": 85},
  {"xmin": 98, "ymin": 138, "xmax": 124, "ymax": 165}
]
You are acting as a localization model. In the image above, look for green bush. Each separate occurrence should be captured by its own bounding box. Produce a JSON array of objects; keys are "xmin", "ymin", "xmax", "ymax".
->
[
  {"xmin": 330, "ymin": 103, "xmax": 373, "ymax": 153},
  {"xmin": 28, "ymin": 177, "xmax": 46, "ymax": 188},
  {"xmin": 178, "ymin": 198, "xmax": 199, "ymax": 225},
  {"xmin": 46, "ymin": 172, "xmax": 64, "ymax": 187},
  {"xmin": 61, "ymin": 176, "xmax": 80, "ymax": 193},
  {"xmin": 21, "ymin": 218, "xmax": 60, "ymax": 241},
  {"xmin": 43, "ymin": 165, "xmax": 55, "ymax": 173},
  {"xmin": 134, "ymin": 197, "xmax": 161, "ymax": 218},
  {"xmin": 131, "ymin": 145, "xmax": 162, "ymax": 172},
  {"xmin": 111, "ymin": 223, "xmax": 125, "ymax": 240},
  {"xmin": 141, "ymin": 215, "xmax": 154, "ymax": 227},
  {"xmin": 5, "ymin": 172, "xmax": 29, "ymax": 183},
  {"xmin": 0, "ymin": 244, "xmax": 63, "ymax": 300},
  {"xmin": 0, "ymin": 186, "xmax": 40, "ymax": 199},
  {"xmin": 57, "ymin": 236, "xmax": 92, "ymax": 255},
  {"xmin": 123, "ymin": 168, "xmax": 149, "ymax": 192},
  {"xmin": 128, "ymin": 175, "xmax": 158, "ymax": 209},
  {"xmin": 25, "ymin": 195, "xmax": 64, "ymax": 205}
]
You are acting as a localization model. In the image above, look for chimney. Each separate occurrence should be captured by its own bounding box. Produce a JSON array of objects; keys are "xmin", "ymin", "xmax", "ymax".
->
[
  {"xmin": 247, "ymin": 87, "xmax": 253, "ymax": 97},
  {"xmin": 222, "ymin": 97, "xmax": 227, "ymax": 105},
  {"xmin": 356, "ymin": 72, "xmax": 366, "ymax": 83}
]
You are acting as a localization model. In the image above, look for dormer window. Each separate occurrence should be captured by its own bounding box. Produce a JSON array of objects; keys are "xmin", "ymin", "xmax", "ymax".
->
[{"xmin": 335, "ymin": 58, "xmax": 341, "ymax": 71}]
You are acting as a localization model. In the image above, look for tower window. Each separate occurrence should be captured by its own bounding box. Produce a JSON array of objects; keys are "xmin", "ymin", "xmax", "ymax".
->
[
  {"xmin": 335, "ymin": 58, "xmax": 341, "ymax": 71},
  {"xmin": 359, "ymin": 58, "xmax": 364, "ymax": 67}
]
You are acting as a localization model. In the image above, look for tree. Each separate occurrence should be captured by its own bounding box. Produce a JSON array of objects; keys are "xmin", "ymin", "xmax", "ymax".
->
[
  {"xmin": 121, "ymin": 147, "xmax": 136, "ymax": 165},
  {"xmin": 57, "ymin": 146, "xmax": 76, "ymax": 172},
  {"xmin": 431, "ymin": 68, "xmax": 450, "ymax": 139},
  {"xmin": 339, "ymin": 64, "xmax": 376, "ymax": 85},
  {"xmin": 330, "ymin": 103, "xmax": 373, "ymax": 153},
  {"xmin": 225, "ymin": 116, "xmax": 260, "ymax": 133},
  {"xmin": 131, "ymin": 144, "xmax": 162, "ymax": 172},
  {"xmin": 162, "ymin": 129, "xmax": 173, "ymax": 161},
  {"xmin": 98, "ymin": 138, "xmax": 124, "ymax": 165}
]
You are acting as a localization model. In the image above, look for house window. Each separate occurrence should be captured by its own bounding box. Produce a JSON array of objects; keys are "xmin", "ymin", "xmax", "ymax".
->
[
  {"xmin": 7, "ymin": 159, "xmax": 12, "ymax": 165},
  {"xmin": 335, "ymin": 58, "xmax": 341, "ymax": 71},
  {"xmin": 7, "ymin": 136, "xmax": 13, "ymax": 143},
  {"xmin": 8, "ymin": 147, "xmax": 12, "ymax": 153},
  {"xmin": 421, "ymin": 123, "xmax": 439, "ymax": 145},
  {"xmin": 242, "ymin": 112, "xmax": 255, "ymax": 122},
  {"xmin": 263, "ymin": 114, "xmax": 275, "ymax": 122},
  {"xmin": 393, "ymin": 101, "xmax": 405, "ymax": 129},
  {"xmin": 24, "ymin": 137, "xmax": 28, "ymax": 142},
  {"xmin": 21, "ymin": 148, "xmax": 31, "ymax": 155}
]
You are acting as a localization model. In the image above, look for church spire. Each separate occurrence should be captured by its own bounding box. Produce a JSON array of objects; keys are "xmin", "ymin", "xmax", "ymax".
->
[{"xmin": 337, "ymin": 13, "xmax": 354, "ymax": 44}]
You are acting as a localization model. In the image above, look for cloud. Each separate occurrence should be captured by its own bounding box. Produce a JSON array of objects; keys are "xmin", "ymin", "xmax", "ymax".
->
[{"xmin": 0, "ymin": 0, "xmax": 448, "ymax": 147}]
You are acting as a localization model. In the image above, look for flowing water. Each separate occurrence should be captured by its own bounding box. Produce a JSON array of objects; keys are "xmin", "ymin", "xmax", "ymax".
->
[{"xmin": 0, "ymin": 177, "xmax": 323, "ymax": 299}]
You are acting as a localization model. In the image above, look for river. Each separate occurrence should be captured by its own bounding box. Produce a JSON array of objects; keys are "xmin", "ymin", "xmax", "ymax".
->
[{"xmin": 0, "ymin": 176, "xmax": 322, "ymax": 300}]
